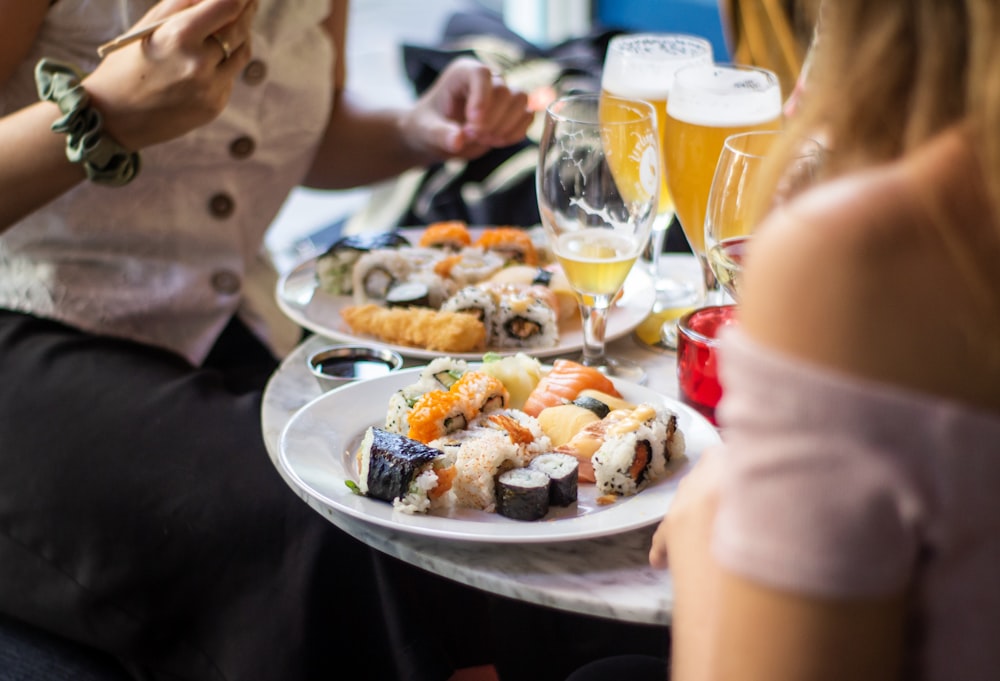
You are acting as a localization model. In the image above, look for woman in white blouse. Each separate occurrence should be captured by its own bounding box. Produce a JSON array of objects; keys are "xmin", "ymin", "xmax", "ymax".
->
[{"xmin": 0, "ymin": 1, "xmax": 531, "ymax": 679}]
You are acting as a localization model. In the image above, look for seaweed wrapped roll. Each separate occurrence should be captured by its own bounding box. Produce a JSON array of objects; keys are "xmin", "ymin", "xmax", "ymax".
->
[
  {"xmin": 495, "ymin": 468, "xmax": 550, "ymax": 521},
  {"xmin": 358, "ymin": 427, "xmax": 454, "ymax": 514},
  {"xmin": 529, "ymin": 452, "xmax": 579, "ymax": 507},
  {"xmin": 316, "ymin": 232, "xmax": 410, "ymax": 295}
]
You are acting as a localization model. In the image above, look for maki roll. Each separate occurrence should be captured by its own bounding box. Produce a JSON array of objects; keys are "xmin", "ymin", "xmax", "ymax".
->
[
  {"xmin": 316, "ymin": 231, "xmax": 411, "ymax": 295},
  {"xmin": 406, "ymin": 390, "xmax": 470, "ymax": 444},
  {"xmin": 357, "ymin": 427, "xmax": 455, "ymax": 514},
  {"xmin": 450, "ymin": 370, "xmax": 509, "ymax": 415},
  {"xmin": 440, "ymin": 286, "xmax": 497, "ymax": 333},
  {"xmin": 351, "ymin": 249, "xmax": 413, "ymax": 304},
  {"xmin": 495, "ymin": 468, "xmax": 550, "ymax": 521},
  {"xmin": 384, "ymin": 358, "xmax": 469, "ymax": 435},
  {"xmin": 590, "ymin": 405, "xmax": 677, "ymax": 496},
  {"xmin": 418, "ymin": 220, "xmax": 472, "ymax": 251},
  {"xmin": 493, "ymin": 295, "xmax": 558, "ymax": 349},
  {"xmin": 475, "ymin": 227, "xmax": 539, "ymax": 265},
  {"xmin": 442, "ymin": 248, "xmax": 505, "ymax": 286},
  {"xmin": 529, "ymin": 452, "xmax": 579, "ymax": 507},
  {"xmin": 385, "ymin": 281, "xmax": 431, "ymax": 308}
]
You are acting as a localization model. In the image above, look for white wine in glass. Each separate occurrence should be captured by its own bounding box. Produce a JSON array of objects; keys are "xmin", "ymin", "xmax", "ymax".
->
[
  {"xmin": 601, "ymin": 33, "xmax": 712, "ymax": 308},
  {"xmin": 665, "ymin": 63, "xmax": 783, "ymax": 303},
  {"xmin": 537, "ymin": 93, "xmax": 659, "ymax": 382},
  {"xmin": 705, "ymin": 130, "xmax": 825, "ymax": 300}
]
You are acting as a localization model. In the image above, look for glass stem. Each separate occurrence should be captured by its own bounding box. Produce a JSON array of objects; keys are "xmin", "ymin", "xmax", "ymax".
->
[
  {"xmin": 644, "ymin": 223, "xmax": 667, "ymax": 281},
  {"xmin": 696, "ymin": 254, "xmax": 723, "ymax": 305},
  {"xmin": 578, "ymin": 297, "xmax": 611, "ymax": 367}
]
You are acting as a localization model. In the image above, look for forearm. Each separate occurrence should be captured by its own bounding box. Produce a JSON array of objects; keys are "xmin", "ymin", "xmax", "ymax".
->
[
  {"xmin": 0, "ymin": 101, "xmax": 86, "ymax": 232},
  {"xmin": 301, "ymin": 89, "xmax": 435, "ymax": 190}
]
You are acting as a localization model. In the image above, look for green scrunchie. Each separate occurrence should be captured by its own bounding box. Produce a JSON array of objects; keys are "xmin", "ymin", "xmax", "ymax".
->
[{"xmin": 35, "ymin": 58, "xmax": 141, "ymax": 187}]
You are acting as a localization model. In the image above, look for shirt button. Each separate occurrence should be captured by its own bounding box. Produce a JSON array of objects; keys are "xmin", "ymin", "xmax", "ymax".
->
[
  {"xmin": 211, "ymin": 270, "xmax": 242, "ymax": 295},
  {"xmin": 208, "ymin": 193, "xmax": 235, "ymax": 219},
  {"xmin": 242, "ymin": 60, "xmax": 268, "ymax": 85},
  {"xmin": 229, "ymin": 136, "xmax": 256, "ymax": 160}
]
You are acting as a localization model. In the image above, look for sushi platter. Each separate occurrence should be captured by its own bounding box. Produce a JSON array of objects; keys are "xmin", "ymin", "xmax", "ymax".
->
[
  {"xmin": 277, "ymin": 366, "xmax": 721, "ymax": 543},
  {"xmin": 275, "ymin": 224, "xmax": 656, "ymax": 360}
]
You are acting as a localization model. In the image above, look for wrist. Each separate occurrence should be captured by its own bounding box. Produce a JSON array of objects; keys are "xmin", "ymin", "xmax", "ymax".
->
[{"xmin": 34, "ymin": 58, "xmax": 141, "ymax": 187}]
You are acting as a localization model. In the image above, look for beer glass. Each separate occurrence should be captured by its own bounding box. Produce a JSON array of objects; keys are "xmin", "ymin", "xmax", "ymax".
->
[
  {"xmin": 537, "ymin": 94, "xmax": 658, "ymax": 382},
  {"xmin": 665, "ymin": 63, "xmax": 783, "ymax": 303},
  {"xmin": 601, "ymin": 33, "xmax": 712, "ymax": 308}
]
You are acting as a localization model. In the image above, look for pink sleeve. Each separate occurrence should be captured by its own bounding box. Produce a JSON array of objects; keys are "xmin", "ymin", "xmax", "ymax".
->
[{"xmin": 711, "ymin": 330, "xmax": 928, "ymax": 598}]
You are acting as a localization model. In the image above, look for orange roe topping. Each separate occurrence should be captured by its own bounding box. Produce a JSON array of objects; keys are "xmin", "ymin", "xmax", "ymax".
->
[
  {"xmin": 407, "ymin": 391, "xmax": 465, "ymax": 444},
  {"xmin": 419, "ymin": 221, "xmax": 472, "ymax": 248},
  {"xmin": 475, "ymin": 227, "xmax": 539, "ymax": 265}
]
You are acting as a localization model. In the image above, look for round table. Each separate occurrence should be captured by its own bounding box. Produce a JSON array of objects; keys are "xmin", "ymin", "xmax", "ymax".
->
[{"xmin": 261, "ymin": 256, "xmax": 704, "ymax": 625}]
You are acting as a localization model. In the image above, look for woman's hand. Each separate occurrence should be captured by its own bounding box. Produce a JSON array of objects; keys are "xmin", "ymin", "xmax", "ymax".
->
[
  {"xmin": 81, "ymin": 0, "xmax": 258, "ymax": 151},
  {"xmin": 399, "ymin": 57, "xmax": 533, "ymax": 162}
]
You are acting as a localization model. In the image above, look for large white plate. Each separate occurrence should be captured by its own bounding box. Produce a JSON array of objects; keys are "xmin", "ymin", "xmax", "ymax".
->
[
  {"xmin": 276, "ymin": 255, "xmax": 655, "ymax": 361},
  {"xmin": 277, "ymin": 367, "xmax": 721, "ymax": 543}
]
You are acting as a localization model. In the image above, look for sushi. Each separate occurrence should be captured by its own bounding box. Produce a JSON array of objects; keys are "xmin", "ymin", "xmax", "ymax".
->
[
  {"xmin": 315, "ymin": 231, "xmax": 411, "ymax": 295},
  {"xmin": 528, "ymin": 452, "xmax": 579, "ymax": 507},
  {"xmin": 351, "ymin": 249, "xmax": 414, "ymax": 304},
  {"xmin": 475, "ymin": 227, "xmax": 539, "ymax": 265},
  {"xmin": 440, "ymin": 286, "xmax": 497, "ymax": 332},
  {"xmin": 589, "ymin": 405, "xmax": 682, "ymax": 496},
  {"xmin": 493, "ymin": 294, "xmax": 558, "ymax": 349},
  {"xmin": 521, "ymin": 359, "xmax": 622, "ymax": 417},
  {"xmin": 384, "ymin": 358, "xmax": 469, "ymax": 435},
  {"xmin": 495, "ymin": 468, "xmax": 550, "ymax": 521},
  {"xmin": 357, "ymin": 426, "xmax": 455, "ymax": 514},
  {"xmin": 418, "ymin": 221, "xmax": 472, "ymax": 250},
  {"xmin": 407, "ymin": 390, "xmax": 471, "ymax": 444}
]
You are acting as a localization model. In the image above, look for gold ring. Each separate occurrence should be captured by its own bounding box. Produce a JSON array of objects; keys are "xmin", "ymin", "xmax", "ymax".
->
[{"xmin": 210, "ymin": 33, "xmax": 232, "ymax": 61}]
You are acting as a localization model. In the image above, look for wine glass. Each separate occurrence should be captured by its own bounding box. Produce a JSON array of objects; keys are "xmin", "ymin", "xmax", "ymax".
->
[
  {"xmin": 536, "ymin": 93, "xmax": 659, "ymax": 383},
  {"xmin": 704, "ymin": 130, "xmax": 824, "ymax": 300},
  {"xmin": 664, "ymin": 63, "xmax": 784, "ymax": 305},
  {"xmin": 601, "ymin": 33, "xmax": 712, "ymax": 310}
]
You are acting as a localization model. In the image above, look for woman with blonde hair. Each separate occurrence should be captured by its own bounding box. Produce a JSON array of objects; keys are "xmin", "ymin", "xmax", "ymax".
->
[{"xmin": 651, "ymin": 0, "xmax": 1000, "ymax": 680}]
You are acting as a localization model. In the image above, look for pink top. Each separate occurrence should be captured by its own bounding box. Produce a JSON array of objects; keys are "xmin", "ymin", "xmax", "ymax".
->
[{"xmin": 713, "ymin": 328, "xmax": 1000, "ymax": 681}]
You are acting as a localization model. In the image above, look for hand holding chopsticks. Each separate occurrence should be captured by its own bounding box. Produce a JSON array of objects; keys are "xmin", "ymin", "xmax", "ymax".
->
[{"xmin": 97, "ymin": 18, "xmax": 170, "ymax": 58}]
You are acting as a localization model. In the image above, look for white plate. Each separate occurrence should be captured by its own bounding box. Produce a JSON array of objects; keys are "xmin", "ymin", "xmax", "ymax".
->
[
  {"xmin": 276, "ymin": 255, "xmax": 655, "ymax": 361},
  {"xmin": 277, "ymin": 367, "xmax": 721, "ymax": 543}
]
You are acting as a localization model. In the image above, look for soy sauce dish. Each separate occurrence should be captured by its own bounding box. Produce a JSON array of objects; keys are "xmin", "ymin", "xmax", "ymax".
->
[{"xmin": 307, "ymin": 345, "xmax": 404, "ymax": 391}]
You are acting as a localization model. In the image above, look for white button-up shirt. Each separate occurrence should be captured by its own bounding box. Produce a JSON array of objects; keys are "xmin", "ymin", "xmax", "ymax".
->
[{"xmin": 0, "ymin": 0, "xmax": 334, "ymax": 364}]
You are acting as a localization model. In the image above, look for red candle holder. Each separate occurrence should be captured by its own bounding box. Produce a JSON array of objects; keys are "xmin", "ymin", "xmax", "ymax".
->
[{"xmin": 676, "ymin": 304, "xmax": 738, "ymax": 425}]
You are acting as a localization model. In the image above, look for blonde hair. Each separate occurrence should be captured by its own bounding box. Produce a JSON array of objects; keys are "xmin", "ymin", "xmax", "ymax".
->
[
  {"xmin": 762, "ymin": 0, "xmax": 1000, "ymax": 331},
  {"xmin": 778, "ymin": 1, "xmax": 1000, "ymax": 176}
]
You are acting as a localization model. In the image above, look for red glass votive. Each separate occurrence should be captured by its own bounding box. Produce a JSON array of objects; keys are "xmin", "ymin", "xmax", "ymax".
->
[{"xmin": 676, "ymin": 304, "xmax": 739, "ymax": 425}]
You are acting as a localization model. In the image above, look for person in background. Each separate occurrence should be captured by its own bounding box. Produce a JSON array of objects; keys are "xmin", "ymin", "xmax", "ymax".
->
[
  {"xmin": 0, "ymin": 0, "xmax": 531, "ymax": 679},
  {"xmin": 654, "ymin": 0, "xmax": 1000, "ymax": 680}
]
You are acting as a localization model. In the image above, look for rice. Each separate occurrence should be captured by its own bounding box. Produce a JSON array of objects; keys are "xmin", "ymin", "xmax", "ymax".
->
[{"xmin": 392, "ymin": 468, "xmax": 439, "ymax": 515}]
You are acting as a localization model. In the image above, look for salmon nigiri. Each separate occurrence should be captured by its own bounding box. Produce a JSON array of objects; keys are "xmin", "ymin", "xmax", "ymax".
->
[{"xmin": 521, "ymin": 359, "xmax": 621, "ymax": 417}]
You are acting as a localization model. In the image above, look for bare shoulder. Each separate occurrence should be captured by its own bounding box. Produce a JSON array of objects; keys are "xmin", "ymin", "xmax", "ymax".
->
[
  {"xmin": 740, "ymin": 149, "xmax": 978, "ymax": 396},
  {"xmin": 741, "ymin": 130, "xmax": 1000, "ymax": 408}
]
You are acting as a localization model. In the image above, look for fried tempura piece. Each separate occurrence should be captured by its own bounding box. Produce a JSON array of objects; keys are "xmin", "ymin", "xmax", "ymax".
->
[{"xmin": 341, "ymin": 304, "xmax": 487, "ymax": 353}]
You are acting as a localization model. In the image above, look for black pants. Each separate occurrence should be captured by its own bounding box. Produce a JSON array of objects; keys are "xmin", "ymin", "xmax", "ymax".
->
[{"xmin": 0, "ymin": 310, "xmax": 495, "ymax": 681}]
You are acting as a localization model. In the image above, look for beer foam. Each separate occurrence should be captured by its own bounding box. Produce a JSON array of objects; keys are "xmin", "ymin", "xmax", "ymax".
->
[
  {"xmin": 601, "ymin": 34, "xmax": 712, "ymax": 100},
  {"xmin": 667, "ymin": 64, "xmax": 783, "ymax": 127}
]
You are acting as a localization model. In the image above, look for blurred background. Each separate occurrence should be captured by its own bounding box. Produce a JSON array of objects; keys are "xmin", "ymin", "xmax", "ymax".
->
[{"xmin": 266, "ymin": 0, "xmax": 815, "ymax": 272}]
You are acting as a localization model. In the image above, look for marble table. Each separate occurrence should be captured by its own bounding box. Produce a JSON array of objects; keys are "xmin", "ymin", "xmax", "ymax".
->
[{"xmin": 261, "ymin": 256, "xmax": 707, "ymax": 626}]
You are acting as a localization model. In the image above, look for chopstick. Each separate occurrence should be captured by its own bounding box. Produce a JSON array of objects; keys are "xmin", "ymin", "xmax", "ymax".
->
[{"xmin": 97, "ymin": 18, "xmax": 170, "ymax": 57}]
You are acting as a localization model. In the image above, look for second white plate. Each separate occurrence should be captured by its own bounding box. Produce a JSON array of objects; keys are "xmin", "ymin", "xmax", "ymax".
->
[{"xmin": 276, "ymin": 256, "xmax": 655, "ymax": 360}]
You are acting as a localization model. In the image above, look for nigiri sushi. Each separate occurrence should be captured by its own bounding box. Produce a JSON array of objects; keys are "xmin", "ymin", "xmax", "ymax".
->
[{"xmin": 521, "ymin": 359, "xmax": 621, "ymax": 417}]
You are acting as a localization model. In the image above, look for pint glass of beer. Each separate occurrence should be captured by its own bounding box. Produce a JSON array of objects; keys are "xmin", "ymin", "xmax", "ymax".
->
[
  {"xmin": 665, "ymin": 63, "xmax": 783, "ymax": 302},
  {"xmin": 601, "ymin": 34, "xmax": 712, "ymax": 307}
]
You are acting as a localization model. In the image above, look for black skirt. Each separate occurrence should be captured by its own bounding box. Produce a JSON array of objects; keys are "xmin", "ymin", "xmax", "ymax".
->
[{"xmin": 0, "ymin": 310, "xmax": 494, "ymax": 681}]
